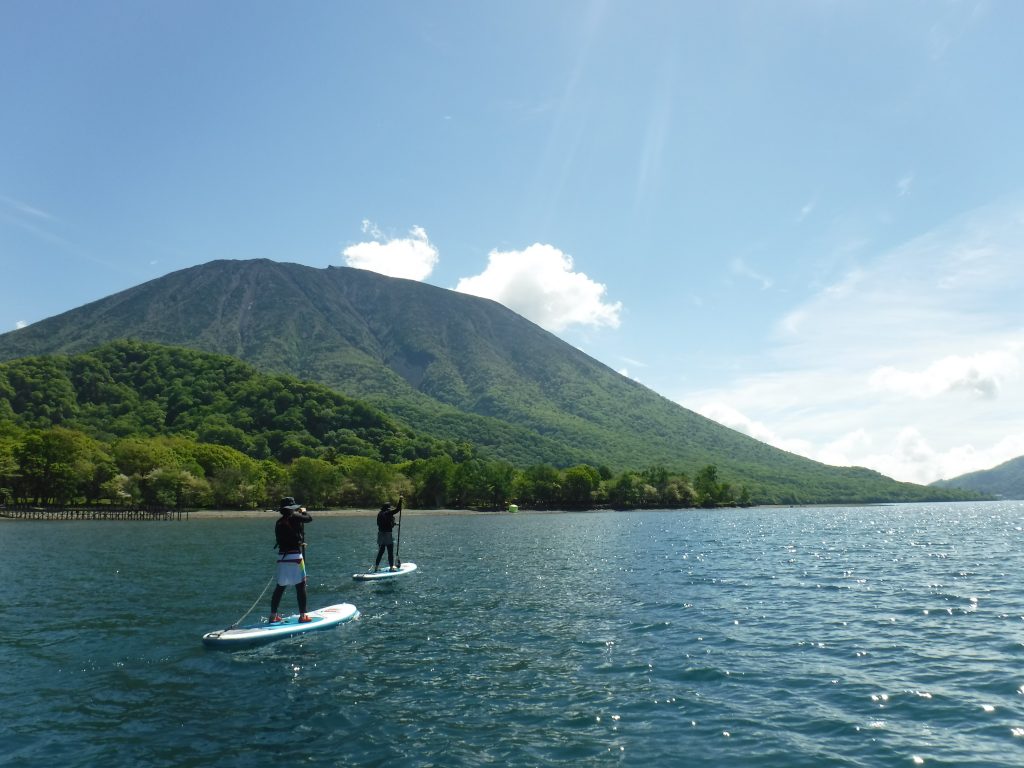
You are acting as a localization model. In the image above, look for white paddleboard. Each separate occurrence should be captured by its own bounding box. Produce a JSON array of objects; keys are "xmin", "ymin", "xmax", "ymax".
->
[
  {"xmin": 352, "ymin": 562, "xmax": 418, "ymax": 581},
  {"xmin": 202, "ymin": 602, "xmax": 359, "ymax": 648}
]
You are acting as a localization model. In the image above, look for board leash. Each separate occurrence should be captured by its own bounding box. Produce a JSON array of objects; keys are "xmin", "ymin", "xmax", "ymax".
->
[{"xmin": 229, "ymin": 573, "xmax": 276, "ymax": 629}]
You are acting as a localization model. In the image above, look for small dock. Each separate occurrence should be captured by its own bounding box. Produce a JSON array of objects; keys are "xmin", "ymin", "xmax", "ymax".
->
[{"xmin": 0, "ymin": 504, "xmax": 188, "ymax": 521}]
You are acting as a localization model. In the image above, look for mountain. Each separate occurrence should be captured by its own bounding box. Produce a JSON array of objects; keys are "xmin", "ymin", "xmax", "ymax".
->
[
  {"xmin": 0, "ymin": 258, "xmax": 975, "ymax": 504},
  {"xmin": 931, "ymin": 456, "xmax": 1024, "ymax": 499}
]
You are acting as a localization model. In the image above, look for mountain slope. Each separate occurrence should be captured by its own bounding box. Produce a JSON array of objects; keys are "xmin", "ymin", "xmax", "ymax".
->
[
  {"xmin": 0, "ymin": 258, "xmax": 974, "ymax": 503},
  {"xmin": 931, "ymin": 456, "xmax": 1024, "ymax": 499}
]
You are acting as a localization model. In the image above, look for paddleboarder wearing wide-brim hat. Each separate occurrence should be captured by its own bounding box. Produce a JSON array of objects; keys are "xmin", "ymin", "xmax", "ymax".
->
[
  {"xmin": 269, "ymin": 497, "xmax": 312, "ymax": 623},
  {"xmin": 372, "ymin": 495, "xmax": 403, "ymax": 572}
]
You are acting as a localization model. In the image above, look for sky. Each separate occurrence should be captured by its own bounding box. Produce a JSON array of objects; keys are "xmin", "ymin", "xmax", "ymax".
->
[{"xmin": 2, "ymin": 0, "xmax": 1023, "ymax": 485}]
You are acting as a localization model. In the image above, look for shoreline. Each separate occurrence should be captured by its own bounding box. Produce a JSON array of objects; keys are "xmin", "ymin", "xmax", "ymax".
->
[
  {"xmin": 187, "ymin": 507, "xmax": 512, "ymax": 519},
  {"xmin": 4, "ymin": 500, "xmax": 988, "ymax": 522}
]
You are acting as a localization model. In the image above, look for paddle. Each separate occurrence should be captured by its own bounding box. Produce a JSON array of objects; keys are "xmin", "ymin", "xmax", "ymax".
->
[{"xmin": 394, "ymin": 494, "xmax": 404, "ymax": 568}]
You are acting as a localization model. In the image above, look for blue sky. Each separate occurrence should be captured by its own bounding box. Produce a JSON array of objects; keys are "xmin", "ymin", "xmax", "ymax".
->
[{"xmin": 3, "ymin": 1, "xmax": 1023, "ymax": 485}]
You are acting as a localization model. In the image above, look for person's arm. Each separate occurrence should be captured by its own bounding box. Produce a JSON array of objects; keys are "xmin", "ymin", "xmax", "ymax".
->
[{"xmin": 295, "ymin": 508, "xmax": 312, "ymax": 523}]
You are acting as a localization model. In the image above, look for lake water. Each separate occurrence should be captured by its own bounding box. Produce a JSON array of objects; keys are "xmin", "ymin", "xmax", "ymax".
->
[{"xmin": 2, "ymin": 502, "xmax": 1024, "ymax": 767}]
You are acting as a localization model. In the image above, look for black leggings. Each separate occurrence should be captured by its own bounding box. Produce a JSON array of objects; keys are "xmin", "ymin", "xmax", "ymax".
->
[
  {"xmin": 374, "ymin": 535, "xmax": 394, "ymax": 568},
  {"xmin": 270, "ymin": 582, "xmax": 307, "ymax": 616}
]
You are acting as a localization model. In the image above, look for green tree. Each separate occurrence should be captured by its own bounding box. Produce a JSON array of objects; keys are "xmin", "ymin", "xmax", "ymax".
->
[
  {"xmin": 608, "ymin": 470, "xmax": 656, "ymax": 508},
  {"xmin": 338, "ymin": 456, "xmax": 398, "ymax": 506},
  {"xmin": 260, "ymin": 459, "xmax": 291, "ymax": 507},
  {"xmin": 694, "ymin": 465, "xmax": 735, "ymax": 507},
  {"xmin": 404, "ymin": 455, "xmax": 455, "ymax": 508},
  {"xmin": 189, "ymin": 442, "xmax": 265, "ymax": 508},
  {"xmin": 290, "ymin": 457, "xmax": 342, "ymax": 507},
  {"xmin": 0, "ymin": 430, "xmax": 22, "ymax": 504},
  {"xmin": 482, "ymin": 460, "xmax": 518, "ymax": 508},
  {"xmin": 112, "ymin": 437, "xmax": 180, "ymax": 477},
  {"xmin": 451, "ymin": 459, "xmax": 496, "ymax": 507},
  {"xmin": 515, "ymin": 464, "xmax": 561, "ymax": 507},
  {"xmin": 197, "ymin": 418, "xmax": 252, "ymax": 454},
  {"xmin": 562, "ymin": 464, "xmax": 601, "ymax": 507},
  {"xmin": 14, "ymin": 427, "xmax": 110, "ymax": 505},
  {"xmin": 663, "ymin": 475, "xmax": 696, "ymax": 508},
  {"xmin": 5, "ymin": 358, "xmax": 77, "ymax": 427}
]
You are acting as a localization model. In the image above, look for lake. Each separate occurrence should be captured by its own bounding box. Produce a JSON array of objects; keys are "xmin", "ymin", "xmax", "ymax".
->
[{"xmin": 2, "ymin": 501, "xmax": 1023, "ymax": 766}]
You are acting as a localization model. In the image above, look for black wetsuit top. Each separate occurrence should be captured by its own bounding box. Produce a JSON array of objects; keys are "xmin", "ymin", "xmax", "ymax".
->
[
  {"xmin": 376, "ymin": 507, "xmax": 400, "ymax": 532},
  {"xmin": 275, "ymin": 511, "xmax": 311, "ymax": 553}
]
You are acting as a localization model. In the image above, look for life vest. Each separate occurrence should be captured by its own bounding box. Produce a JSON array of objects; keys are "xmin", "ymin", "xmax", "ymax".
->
[
  {"xmin": 275, "ymin": 514, "xmax": 305, "ymax": 552},
  {"xmin": 376, "ymin": 508, "xmax": 398, "ymax": 532}
]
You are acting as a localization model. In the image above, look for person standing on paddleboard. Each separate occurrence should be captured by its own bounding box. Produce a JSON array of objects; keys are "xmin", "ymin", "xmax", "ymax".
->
[
  {"xmin": 270, "ymin": 497, "xmax": 312, "ymax": 623},
  {"xmin": 372, "ymin": 495, "xmax": 403, "ymax": 572}
]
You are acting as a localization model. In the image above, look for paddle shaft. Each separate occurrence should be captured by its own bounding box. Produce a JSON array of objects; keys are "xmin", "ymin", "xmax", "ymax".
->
[{"xmin": 395, "ymin": 501, "xmax": 403, "ymax": 566}]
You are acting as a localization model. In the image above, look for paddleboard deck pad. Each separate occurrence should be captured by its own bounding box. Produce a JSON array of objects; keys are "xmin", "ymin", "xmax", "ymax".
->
[
  {"xmin": 353, "ymin": 562, "xmax": 418, "ymax": 581},
  {"xmin": 202, "ymin": 602, "xmax": 359, "ymax": 648}
]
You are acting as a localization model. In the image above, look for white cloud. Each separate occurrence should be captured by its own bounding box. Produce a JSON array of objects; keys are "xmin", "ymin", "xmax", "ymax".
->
[
  {"xmin": 677, "ymin": 199, "xmax": 1024, "ymax": 484},
  {"xmin": 816, "ymin": 428, "xmax": 874, "ymax": 469},
  {"xmin": 869, "ymin": 350, "xmax": 1020, "ymax": 400},
  {"xmin": 360, "ymin": 219, "xmax": 383, "ymax": 239},
  {"xmin": 454, "ymin": 243, "xmax": 622, "ymax": 332},
  {"xmin": 897, "ymin": 173, "xmax": 914, "ymax": 197},
  {"xmin": 0, "ymin": 196, "xmax": 78, "ymax": 250},
  {"xmin": 15, "ymin": 320, "xmax": 28, "ymax": 329},
  {"xmin": 341, "ymin": 223, "xmax": 438, "ymax": 280},
  {"xmin": 0, "ymin": 196, "xmax": 54, "ymax": 220},
  {"xmin": 831, "ymin": 428, "xmax": 1024, "ymax": 487},
  {"xmin": 620, "ymin": 356, "xmax": 648, "ymax": 369},
  {"xmin": 696, "ymin": 394, "xmax": 1024, "ymax": 487},
  {"xmin": 697, "ymin": 401, "xmax": 814, "ymax": 457}
]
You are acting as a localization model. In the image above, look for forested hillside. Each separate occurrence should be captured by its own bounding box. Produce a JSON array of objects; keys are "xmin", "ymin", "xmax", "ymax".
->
[
  {"xmin": 0, "ymin": 340, "xmax": 445, "ymax": 463},
  {"xmin": 0, "ymin": 341, "xmax": 979, "ymax": 508},
  {"xmin": 931, "ymin": 456, "xmax": 1024, "ymax": 499}
]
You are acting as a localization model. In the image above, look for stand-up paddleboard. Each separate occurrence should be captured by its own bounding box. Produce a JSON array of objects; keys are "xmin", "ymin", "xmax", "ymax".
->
[
  {"xmin": 202, "ymin": 602, "xmax": 359, "ymax": 648},
  {"xmin": 352, "ymin": 562, "xmax": 417, "ymax": 581}
]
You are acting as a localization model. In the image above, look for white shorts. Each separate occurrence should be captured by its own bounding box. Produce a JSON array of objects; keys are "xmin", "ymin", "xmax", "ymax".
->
[{"xmin": 275, "ymin": 552, "xmax": 306, "ymax": 586}]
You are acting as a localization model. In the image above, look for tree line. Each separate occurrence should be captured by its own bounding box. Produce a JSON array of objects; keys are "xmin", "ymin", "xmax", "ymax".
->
[{"xmin": 0, "ymin": 425, "xmax": 743, "ymax": 510}]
